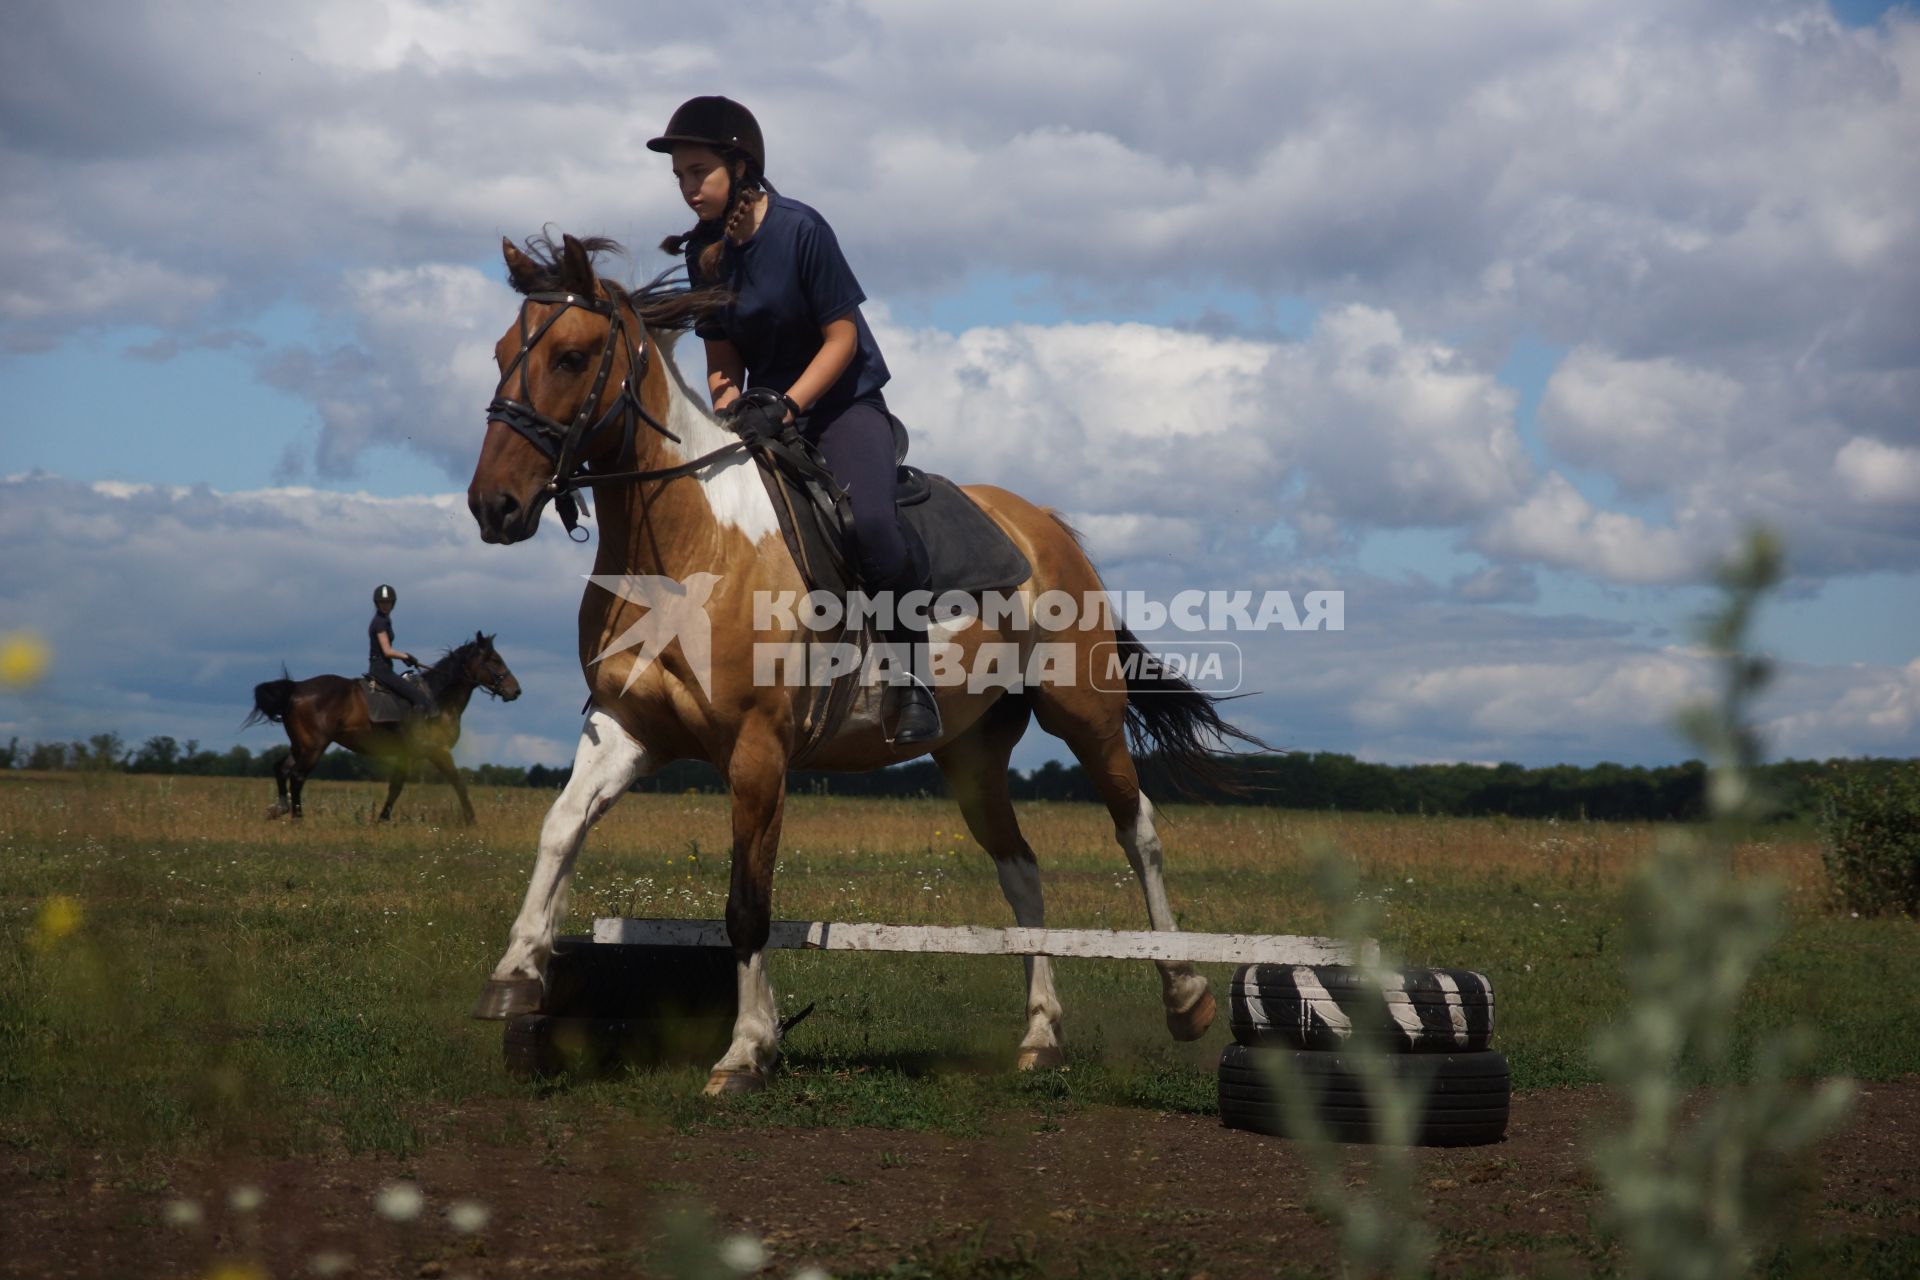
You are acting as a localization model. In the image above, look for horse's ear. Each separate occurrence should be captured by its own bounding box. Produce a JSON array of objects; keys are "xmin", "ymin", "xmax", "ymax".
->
[
  {"xmin": 560, "ymin": 234, "xmax": 596, "ymax": 294},
  {"xmin": 503, "ymin": 237, "xmax": 538, "ymax": 293}
]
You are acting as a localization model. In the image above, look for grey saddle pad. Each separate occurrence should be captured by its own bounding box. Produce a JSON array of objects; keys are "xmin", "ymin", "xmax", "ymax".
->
[
  {"xmin": 362, "ymin": 673, "xmax": 428, "ymax": 724},
  {"xmin": 756, "ymin": 417, "xmax": 1032, "ymax": 599},
  {"xmin": 897, "ymin": 468, "xmax": 1032, "ymax": 596}
]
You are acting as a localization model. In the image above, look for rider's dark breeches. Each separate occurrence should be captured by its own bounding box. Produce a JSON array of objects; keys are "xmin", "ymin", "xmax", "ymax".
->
[
  {"xmin": 804, "ymin": 397, "xmax": 917, "ymax": 594},
  {"xmin": 370, "ymin": 661, "xmax": 432, "ymax": 711}
]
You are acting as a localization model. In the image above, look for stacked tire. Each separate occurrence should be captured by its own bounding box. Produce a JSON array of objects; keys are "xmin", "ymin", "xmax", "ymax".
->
[
  {"xmin": 503, "ymin": 936, "xmax": 735, "ymax": 1080},
  {"xmin": 1218, "ymin": 964, "xmax": 1508, "ymax": 1147}
]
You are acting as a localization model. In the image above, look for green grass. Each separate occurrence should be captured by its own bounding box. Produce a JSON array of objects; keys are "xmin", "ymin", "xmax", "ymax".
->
[{"xmin": 2, "ymin": 773, "xmax": 1916, "ymax": 1166}]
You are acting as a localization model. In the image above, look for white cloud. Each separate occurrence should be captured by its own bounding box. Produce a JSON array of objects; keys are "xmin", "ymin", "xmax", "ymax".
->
[
  {"xmin": 1834, "ymin": 436, "xmax": 1920, "ymax": 505},
  {"xmin": 1478, "ymin": 473, "xmax": 1701, "ymax": 585},
  {"xmin": 1540, "ymin": 348, "xmax": 1744, "ymax": 496},
  {"xmin": 879, "ymin": 303, "xmax": 1531, "ymax": 558},
  {"xmin": 263, "ymin": 263, "xmax": 518, "ymax": 477}
]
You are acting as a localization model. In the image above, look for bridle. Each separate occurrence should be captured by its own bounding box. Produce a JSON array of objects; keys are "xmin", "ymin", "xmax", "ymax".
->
[{"xmin": 485, "ymin": 282, "xmax": 755, "ymax": 539}]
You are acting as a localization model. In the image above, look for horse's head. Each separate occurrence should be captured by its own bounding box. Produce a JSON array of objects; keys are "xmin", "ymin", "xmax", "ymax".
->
[
  {"xmin": 459, "ymin": 631, "xmax": 522, "ymax": 701},
  {"xmin": 468, "ymin": 233, "xmax": 649, "ymax": 544}
]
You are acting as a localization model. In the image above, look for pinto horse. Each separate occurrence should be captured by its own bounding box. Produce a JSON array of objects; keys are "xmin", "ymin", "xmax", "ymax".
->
[
  {"xmin": 466, "ymin": 233, "xmax": 1264, "ymax": 1095},
  {"xmin": 244, "ymin": 633, "xmax": 522, "ymax": 822}
]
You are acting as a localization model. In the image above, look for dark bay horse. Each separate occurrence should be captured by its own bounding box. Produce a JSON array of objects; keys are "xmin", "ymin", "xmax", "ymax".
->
[
  {"xmin": 244, "ymin": 633, "xmax": 521, "ymax": 822},
  {"xmin": 465, "ymin": 234, "xmax": 1263, "ymax": 1094}
]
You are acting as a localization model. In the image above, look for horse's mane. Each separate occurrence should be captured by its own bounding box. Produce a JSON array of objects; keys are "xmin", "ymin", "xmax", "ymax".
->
[
  {"xmin": 420, "ymin": 634, "xmax": 493, "ymax": 695},
  {"xmin": 509, "ymin": 231, "xmax": 728, "ymax": 332}
]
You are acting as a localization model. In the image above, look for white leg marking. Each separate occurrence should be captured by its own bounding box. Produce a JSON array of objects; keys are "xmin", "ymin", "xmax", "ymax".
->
[
  {"xmin": 491, "ymin": 709, "xmax": 652, "ymax": 981},
  {"xmin": 711, "ymin": 950, "xmax": 780, "ymax": 1076},
  {"xmin": 995, "ymin": 854, "xmax": 1064, "ymax": 1055},
  {"xmin": 1118, "ymin": 793, "xmax": 1208, "ymax": 1014}
]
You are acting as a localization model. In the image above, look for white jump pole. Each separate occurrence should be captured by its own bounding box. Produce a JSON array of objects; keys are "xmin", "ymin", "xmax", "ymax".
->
[{"xmin": 593, "ymin": 917, "xmax": 1363, "ymax": 967}]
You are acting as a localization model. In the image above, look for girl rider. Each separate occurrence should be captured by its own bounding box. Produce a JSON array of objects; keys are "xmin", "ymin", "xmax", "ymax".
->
[
  {"xmin": 368, "ymin": 584, "xmax": 435, "ymax": 716},
  {"xmin": 647, "ymin": 96, "xmax": 942, "ymax": 746}
]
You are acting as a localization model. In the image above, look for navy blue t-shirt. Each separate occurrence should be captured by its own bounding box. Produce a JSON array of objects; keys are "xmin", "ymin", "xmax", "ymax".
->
[
  {"xmin": 687, "ymin": 193, "xmax": 890, "ymax": 415},
  {"xmin": 369, "ymin": 612, "xmax": 394, "ymax": 670}
]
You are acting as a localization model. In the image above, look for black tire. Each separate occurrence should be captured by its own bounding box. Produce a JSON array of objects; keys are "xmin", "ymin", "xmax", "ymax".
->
[
  {"xmin": 504, "ymin": 1012, "xmax": 735, "ymax": 1081},
  {"xmin": 1229, "ymin": 963, "xmax": 1494, "ymax": 1052},
  {"xmin": 1218, "ymin": 1043, "xmax": 1509, "ymax": 1147},
  {"xmin": 502, "ymin": 938, "xmax": 738, "ymax": 1080},
  {"xmin": 541, "ymin": 936, "xmax": 737, "ymax": 1021}
]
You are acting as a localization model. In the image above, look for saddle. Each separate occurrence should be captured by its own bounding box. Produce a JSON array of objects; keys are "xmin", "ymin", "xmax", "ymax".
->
[
  {"xmin": 362, "ymin": 671, "xmax": 432, "ymax": 724},
  {"xmin": 749, "ymin": 413, "xmax": 1032, "ymax": 762}
]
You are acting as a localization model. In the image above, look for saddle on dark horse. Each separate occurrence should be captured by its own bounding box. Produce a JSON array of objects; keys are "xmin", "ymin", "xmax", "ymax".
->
[
  {"xmin": 362, "ymin": 670, "xmax": 434, "ymax": 724},
  {"xmin": 749, "ymin": 413, "xmax": 1032, "ymax": 763}
]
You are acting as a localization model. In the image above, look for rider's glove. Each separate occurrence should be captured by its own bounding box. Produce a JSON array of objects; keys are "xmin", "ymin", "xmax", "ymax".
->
[{"xmin": 725, "ymin": 387, "xmax": 796, "ymax": 443}]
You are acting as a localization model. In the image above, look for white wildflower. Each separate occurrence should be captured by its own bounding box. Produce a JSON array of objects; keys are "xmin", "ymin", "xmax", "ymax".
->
[
  {"xmin": 161, "ymin": 1198, "xmax": 203, "ymax": 1228},
  {"xmin": 719, "ymin": 1233, "xmax": 768, "ymax": 1271},
  {"xmin": 446, "ymin": 1200, "xmax": 490, "ymax": 1234},
  {"xmin": 374, "ymin": 1181, "xmax": 424, "ymax": 1222}
]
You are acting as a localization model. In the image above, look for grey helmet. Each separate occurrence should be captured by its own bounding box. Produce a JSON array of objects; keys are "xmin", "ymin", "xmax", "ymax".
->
[{"xmin": 373, "ymin": 584, "xmax": 397, "ymax": 610}]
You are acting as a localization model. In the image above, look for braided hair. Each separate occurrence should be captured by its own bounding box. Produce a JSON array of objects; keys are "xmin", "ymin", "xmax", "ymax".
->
[{"xmin": 658, "ymin": 150, "xmax": 774, "ymax": 279}]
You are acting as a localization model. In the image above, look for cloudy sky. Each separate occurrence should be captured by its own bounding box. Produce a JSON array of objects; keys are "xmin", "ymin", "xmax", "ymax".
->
[{"xmin": 3, "ymin": 0, "xmax": 1916, "ymax": 772}]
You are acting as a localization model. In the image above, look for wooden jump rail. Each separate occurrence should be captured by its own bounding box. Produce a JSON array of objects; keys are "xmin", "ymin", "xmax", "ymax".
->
[{"xmin": 593, "ymin": 917, "xmax": 1365, "ymax": 966}]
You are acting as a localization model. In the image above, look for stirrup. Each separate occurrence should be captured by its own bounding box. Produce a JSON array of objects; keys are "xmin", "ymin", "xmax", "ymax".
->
[{"xmin": 891, "ymin": 677, "xmax": 942, "ymax": 745}]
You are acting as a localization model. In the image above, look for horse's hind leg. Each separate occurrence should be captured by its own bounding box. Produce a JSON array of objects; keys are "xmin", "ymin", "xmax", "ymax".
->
[
  {"xmin": 286, "ymin": 737, "xmax": 327, "ymax": 821},
  {"xmin": 269, "ymin": 751, "xmax": 294, "ymax": 819},
  {"xmin": 932, "ymin": 696, "xmax": 1065, "ymax": 1069},
  {"xmin": 473, "ymin": 709, "xmax": 653, "ymax": 1019},
  {"xmin": 1032, "ymin": 689, "xmax": 1214, "ymax": 1041}
]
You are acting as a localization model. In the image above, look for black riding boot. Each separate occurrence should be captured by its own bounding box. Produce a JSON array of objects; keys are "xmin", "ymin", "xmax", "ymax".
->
[
  {"xmin": 885, "ymin": 523, "xmax": 942, "ymax": 746},
  {"xmin": 887, "ymin": 613, "xmax": 943, "ymax": 746}
]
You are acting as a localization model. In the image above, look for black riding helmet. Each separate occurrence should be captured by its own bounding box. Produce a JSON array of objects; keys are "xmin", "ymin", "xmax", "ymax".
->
[
  {"xmin": 646, "ymin": 96, "xmax": 765, "ymax": 173},
  {"xmin": 373, "ymin": 584, "xmax": 397, "ymax": 610}
]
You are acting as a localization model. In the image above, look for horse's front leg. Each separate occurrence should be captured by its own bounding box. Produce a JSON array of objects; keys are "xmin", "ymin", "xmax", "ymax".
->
[
  {"xmin": 378, "ymin": 761, "xmax": 406, "ymax": 821},
  {"xmin": 705, "ymin": 726, "xmax": 788, "ymax": 1096},
  {"xmin": 426, "ymin": 747, "xmax": 476, "ymax": 824},
  {"xmin": 471, "ymin": 709, "xmax": 653, "ymax": 1019}
]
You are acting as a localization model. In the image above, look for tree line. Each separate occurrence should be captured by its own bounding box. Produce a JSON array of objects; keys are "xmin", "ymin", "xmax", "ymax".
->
[{"xmin": 4, "ymin": 731, "xmax": 1910, "ymax": 824}]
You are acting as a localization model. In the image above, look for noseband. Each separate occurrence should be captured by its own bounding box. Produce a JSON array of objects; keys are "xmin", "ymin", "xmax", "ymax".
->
[{"xmin": 486, "ymin": 286, "xmax": 682, "ymax": 537}]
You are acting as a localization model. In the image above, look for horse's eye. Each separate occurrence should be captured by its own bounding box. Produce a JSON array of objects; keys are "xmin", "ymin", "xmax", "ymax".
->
[{"xmin": 554, "ymin": 350, "xmax": 587, "ymax": 373}]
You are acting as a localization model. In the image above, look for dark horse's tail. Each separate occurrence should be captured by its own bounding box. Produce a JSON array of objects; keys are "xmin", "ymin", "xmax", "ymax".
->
[
  {"xmin": 242, "ymin": 666, "xmax": 297, "ymax": 728},
  {"xmin": 1112, "ymin": 623, "xmax": 1271, "ymax": 797},
  {"xmin": 1048, "ymin": 511, "xmax": 1274, "ymax": 797}
]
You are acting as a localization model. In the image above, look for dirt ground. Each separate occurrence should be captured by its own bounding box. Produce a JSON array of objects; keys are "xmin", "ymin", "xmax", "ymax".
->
[{"xmin": 7, "ymin": 1081, "xmax": 1918, "ymax": 1279}]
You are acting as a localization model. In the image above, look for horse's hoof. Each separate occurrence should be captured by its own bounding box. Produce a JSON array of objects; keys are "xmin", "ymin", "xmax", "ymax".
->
[
  {"xmin": 1016, "ymin": 1045, "xmax": 1066, "ymax": 1072},
  {"xmin": 702, "ymin": 1068, "xmax": 768, "ymax": 1097},
  {"xmin": 1166, "ymin": 987, "xmax": 1216, "ymax": 1042},
  {"xmin": 470, "ymin": 977, "xmax": 543, "ymax": 1020}
]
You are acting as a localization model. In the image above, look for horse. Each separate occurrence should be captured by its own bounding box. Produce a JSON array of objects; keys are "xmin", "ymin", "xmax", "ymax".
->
[
  {"xmin": 465, "ymin": 233, "xmax": 1264, "ymax": 1095},
  {"xmin": 243, "ymin": 632, "xmax": 522, "ymax": 822}
]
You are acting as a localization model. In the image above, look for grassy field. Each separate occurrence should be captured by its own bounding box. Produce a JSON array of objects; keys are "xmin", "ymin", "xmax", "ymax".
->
[{"xmin": 4, "ymin": 768, "xmax": 1915, "ymax": 1178}]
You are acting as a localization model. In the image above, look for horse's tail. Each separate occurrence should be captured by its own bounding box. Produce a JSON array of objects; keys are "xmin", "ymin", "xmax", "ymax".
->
[
  {"xmin": 242, "ymin": 666, "xmax": 297, "ymax": 728},
  {"xmin": 1112, "ymin": 624, "xmax": 1271, "ymax": 798},
  {"xmin": 1046, "ymin": 509, "xmax": 1274, "ymax": 798}
]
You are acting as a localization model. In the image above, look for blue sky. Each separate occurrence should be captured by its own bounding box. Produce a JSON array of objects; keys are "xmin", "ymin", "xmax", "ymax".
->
[{"xmin": 3, "ymin": 0, "xmax": 1917, "ymax": 772}]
